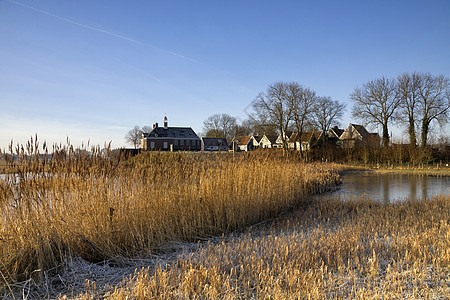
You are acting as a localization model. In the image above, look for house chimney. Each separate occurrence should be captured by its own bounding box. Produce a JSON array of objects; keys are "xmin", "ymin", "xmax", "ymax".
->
[{"xmin": 163, "ymin": 116, "xmax": 168, "ymax": 129}]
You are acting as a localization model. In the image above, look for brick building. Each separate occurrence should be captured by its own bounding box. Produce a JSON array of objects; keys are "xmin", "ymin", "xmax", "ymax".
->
[{"xmin": 141, "ymin": 116, "xmax": 201, "ymax": 151}]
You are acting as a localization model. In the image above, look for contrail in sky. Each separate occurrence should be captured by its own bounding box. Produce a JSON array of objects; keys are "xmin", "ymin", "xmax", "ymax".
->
[{"xmin": 6, "ymin": 0, "xmax": 198, "ymax": 62}]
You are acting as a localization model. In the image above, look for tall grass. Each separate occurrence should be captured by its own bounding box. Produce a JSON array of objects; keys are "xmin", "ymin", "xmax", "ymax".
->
[
  {"xmin": 103, "ymin": 194, "xmax": 450, "ymax": 299},
  {"xmin": 0, "ymin": 138, "xmax": 341, "ymax": 289}
]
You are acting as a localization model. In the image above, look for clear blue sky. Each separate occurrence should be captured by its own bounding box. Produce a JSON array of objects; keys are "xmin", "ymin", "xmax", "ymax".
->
[{"xmin": 1, "ymin": 0, "xmax": 449, "ymax": 150}]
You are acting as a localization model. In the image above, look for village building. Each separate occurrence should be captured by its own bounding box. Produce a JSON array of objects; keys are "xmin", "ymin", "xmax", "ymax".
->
[
  {"xmin": 258, "ymin": 134, "xmax": 278, "ymax": 149},
  {"xmin": 288, "ymin": 132, "xmax": 301, "ymax": 150},
  {"xmin": 273, "ymin": 132, "xmax": 291, "ymax": 149},
  {"xmin": 339, "ymin": 123, "xmax": 379, "ymax": 148},
  {"xmin": 285, "ymin": 131, "xmax": 324, "ymax": 151},
  {"xmin": 300, "ymin": 131, "xmax": 323, "ymax": 151},
  {"xmin": 232, "ymin": 135, "xmax": 259, "ymax": 151},
  {"xmin": 202, "ymin": 137, "xmax": 229, "ymax": 151},
  {"xmin": 141, "ymin": 116, "xmax": 201, "ymax": 151},
  {"xmin": 327, "ymin": 126, "xmax": 345, "ymax": 140}
]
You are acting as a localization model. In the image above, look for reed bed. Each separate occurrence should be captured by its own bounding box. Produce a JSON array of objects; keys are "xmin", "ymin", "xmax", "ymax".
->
[
  {"xmin": 96, "ymin": 194, "xmax": 450, "ymax": 299},
  {"xmin": 0, "ymin": 138, "xmax": 341, "ymax": 294}
]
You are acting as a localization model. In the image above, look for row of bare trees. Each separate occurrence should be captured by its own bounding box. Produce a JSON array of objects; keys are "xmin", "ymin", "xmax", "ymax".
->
[
  {"xmin": 202, "ymin": 82, "xmax": 346, "ymax": 153},
  {"xmin": 248, "ymin": 81, "xmax": 346, "ymax": 151},
  {"xmin": 351, "ymin": 72, "xmax": 450, "ymax": 147}
]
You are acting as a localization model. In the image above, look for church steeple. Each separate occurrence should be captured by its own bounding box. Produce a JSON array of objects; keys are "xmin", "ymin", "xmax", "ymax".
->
[{"xmin": 163, "ymin": 115, "xmax": 168, "ymax": 129}]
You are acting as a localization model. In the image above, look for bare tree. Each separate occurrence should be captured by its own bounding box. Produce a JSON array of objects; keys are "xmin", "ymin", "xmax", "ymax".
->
[
  {"xmin": 291, "ymin": 84, "xmax": 317, "ymax": 154},
  {"xmin": 416, "ymin": 73, "xmax": 450, "ymax": 147},
  {"xmin": 351, "ymin": 76, "xmax": 401, "ymax": 146},
  {"xmin": 203, "ymin": 113, "xmax": 237, "ymax": 142},
  {"xmin": 246, "ymin": 102, "xmax": 278, "ymax": 138},
  {"xmin": 397, "ymin": 72, "xmax": 421, "ymax": 147},
  {"xmin": 125, "ymin": 125, "xmax": 142, "ymax": 149},
  {"xmin": 252, "ymin": 82, "xmax": 293, "ymax": 151},
  {"xmin": 242, "ymin": 116, "xmax": 278, "ymax": 138},
  {"xmin": 141, "ymin": 125, "xmax": 153, "ymax": 133},
  {"xmin": 233, "ymin": 122, "xmax": 253, "ymax": 137},
  {"xmin": 312, "ymin": 96, "xmax": 346, "ymax": 138}
]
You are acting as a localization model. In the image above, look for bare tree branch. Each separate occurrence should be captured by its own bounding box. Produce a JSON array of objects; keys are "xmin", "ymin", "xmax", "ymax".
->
[
  {"xmin": 351, "ymin": 76, "xmax": 401, "ymax": 146},
  {"xmin": 312, "ymin": 96, "xmax": 346, "ymax": 134},
  {"xmin": 203, "ymin": 113, "xmax": 237, "ymax": 142},
  {"xmin": 417, "ymin": 73, "xmax": 450, "ymax": 147}
]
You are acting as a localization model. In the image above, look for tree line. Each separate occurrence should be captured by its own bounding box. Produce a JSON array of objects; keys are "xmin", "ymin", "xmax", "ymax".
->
[
  {"xmin": 351, "ymin": 72, "xmax": 449, "ymax": 148},
  {"xmin": 204, "ymin": 72, "xmax": 449, "ymax": 150}
]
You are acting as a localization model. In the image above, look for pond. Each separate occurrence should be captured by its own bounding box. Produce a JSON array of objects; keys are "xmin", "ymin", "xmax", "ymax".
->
[{"xmin": 317, "ymin": 172, "xmax": 450, "ymax": 203}]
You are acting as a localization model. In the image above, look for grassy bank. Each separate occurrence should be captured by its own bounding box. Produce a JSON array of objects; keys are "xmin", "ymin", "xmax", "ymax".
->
[
  {"xmin": 372, "ymin": 167, "xmax": 450, "ymax": 176},
  {"xmin": 91, "ymin": 194, "xmax": 449, "ymax": 299},
  {"xmin": 0, "ymin": 141, "xmax": 341, "ymax": 292},
  {"xmin": 336, "ymin": 162, "xmax": 450, "ymax": 176}
]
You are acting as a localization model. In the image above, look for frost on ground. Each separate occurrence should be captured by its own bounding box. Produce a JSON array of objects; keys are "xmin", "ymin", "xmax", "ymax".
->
[{"xmin": 2, "ymin": 241, "xmax": 201, "ymax": 300}]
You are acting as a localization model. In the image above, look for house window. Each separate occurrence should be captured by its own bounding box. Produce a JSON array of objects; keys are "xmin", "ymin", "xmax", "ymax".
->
[
  {"xmin": 180, "ymin": 139, "xmax": 184, "ymax": 146},
  {"xmin": 150, "ymin": 141, "xmax": 155, "ymax": 149},
  {"xmin": 163, "ymin": 142, "xmax": 168, "ymax": 149},
  {"xmin": 186, "ymin": 140, "xmax": 190, "ymax": 146},
  {"xmin": 174, "ymin": 139, "xmax": 178, "ymax": 146}
]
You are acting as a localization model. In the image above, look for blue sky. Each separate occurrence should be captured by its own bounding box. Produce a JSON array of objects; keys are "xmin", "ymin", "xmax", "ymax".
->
[{"xmin": 1, "ymin": 0, "xmax": 449, "ymax": 150}]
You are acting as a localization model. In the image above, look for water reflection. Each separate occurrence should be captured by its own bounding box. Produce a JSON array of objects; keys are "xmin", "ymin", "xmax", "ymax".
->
[{"xmin": 320, "ymin": 172, "xmax": 450, "ymax": 203}]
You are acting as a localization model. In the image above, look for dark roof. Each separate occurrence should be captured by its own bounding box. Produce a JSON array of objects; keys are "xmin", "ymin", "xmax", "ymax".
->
[
  {"xmin": 329, "ymin": 127, "xmax": 344, "ymax": 138},
  {"xmin": 202, "ymin": 138, "xmax": 228, "ymax": 147},
  {"xmin": 264, "ymin": 135, "xmax": 278, "ymax": 143},
  {"xmin": 351, "ymin": 124, "xmax": 370, "ymax": 138},
  {"xmin": 313, "ymin": 131, "xmax": 323, "ymax": 139},
  {"xmin": 144, "ymin": 127, "xmax": 200, "ymax": 139}
]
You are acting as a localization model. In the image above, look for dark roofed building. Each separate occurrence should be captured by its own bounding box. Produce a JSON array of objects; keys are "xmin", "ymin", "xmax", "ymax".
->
[
  {"xmin": 340, "ymin": 123, "xmax": 379, "ymax": 148},
  {"xmin": 327, "ymin": 126, "xmax": 344, "ymax": 139},
  {"xmin": 299, "ymin": 131, "xmax": 323, "ymax": 151},
  {"xmin": 202, "ymin": 137, "xmax": 229, "ymax": 151},
  {"xmin": 141, "ymin": 116, "xmax": 201, "ymax": 151}
]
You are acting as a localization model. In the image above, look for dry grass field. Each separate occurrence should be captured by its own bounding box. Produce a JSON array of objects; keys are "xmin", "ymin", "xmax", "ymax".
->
[{"xmin": 0, "ymin": 139, "xmax": 342, "ymax": 298}]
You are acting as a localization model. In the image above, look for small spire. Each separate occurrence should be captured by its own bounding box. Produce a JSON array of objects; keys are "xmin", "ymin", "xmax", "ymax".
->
[{"xmin": 163, "ymin": 115, "xmax": 168, "ymax": 129}]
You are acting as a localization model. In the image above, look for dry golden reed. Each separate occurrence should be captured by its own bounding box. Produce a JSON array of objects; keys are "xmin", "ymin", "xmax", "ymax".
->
[
  {"xmin": 101, "ymin": 194, "xmax": 450, "ymax": 299},
  {"xmin": 0, "ymin": 137, "xmax": 341, "ymax": 290}
]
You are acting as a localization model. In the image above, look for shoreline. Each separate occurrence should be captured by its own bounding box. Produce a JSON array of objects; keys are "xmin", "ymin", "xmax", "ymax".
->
[{"xmin": 336, "ymin": 163, "xmax": 450, "ymax": 176}]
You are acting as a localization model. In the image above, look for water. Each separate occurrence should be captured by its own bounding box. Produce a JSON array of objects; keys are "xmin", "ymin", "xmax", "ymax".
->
[{"xmin": 319, "ymin": 172, "xmax": 450, "ymax": 203}]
